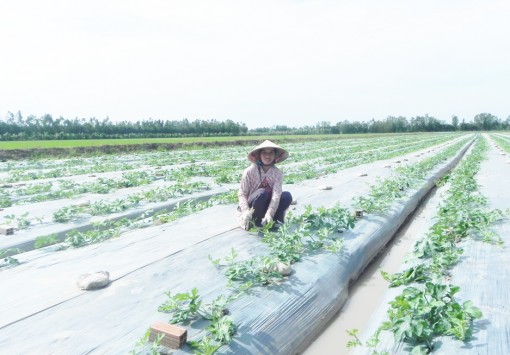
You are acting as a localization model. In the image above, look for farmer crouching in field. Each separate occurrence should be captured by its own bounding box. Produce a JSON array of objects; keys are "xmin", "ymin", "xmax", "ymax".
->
[{"xmin": 237, "ymin": 140, "xmax": 292, "ymax": 230}]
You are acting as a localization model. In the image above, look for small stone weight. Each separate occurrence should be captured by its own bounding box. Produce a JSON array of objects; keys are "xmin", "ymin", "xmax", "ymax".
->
[
  {"xmin": 276, "ymin": 262, "xmax": 292, "ymax": 276},
  {"xmin": 77, "ymin": 271, "xmax": 110, "ymax": 290}
]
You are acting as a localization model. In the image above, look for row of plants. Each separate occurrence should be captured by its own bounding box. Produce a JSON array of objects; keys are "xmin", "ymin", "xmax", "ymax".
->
[
  {"xmin": 0, "ymin": 135, "xmax": 446, "ymax": 207},
  {"xmin": 489, "ymin": 133, "xmax": 510, "ymax": 153},
  {"xmin": 130, "ymin": 134, "xmax": 470, "ymax": 354},
  {"xmin": 0, "ymin": 190, "xmax": 240, "ymax": 265},
  {"xmin": 348, "ymin": 136, "xmax": 507, "ymax": 354},
  {"xmin": 213, "ymin": 204, "xmax": 356, "ymax": 289},
  {"xmin": 0, "ymin": 134, "xmax": 462, "ymax": 210},
  {"xmin": 288, "ymin": 134, "xmax": 445, "ymax": 163},
  {"xmin": 52, "ymin": 181, "xmax": 211, "ymax": 223},
  {"xmin": 130, "ymin": 203, "xmax": 358, "ymax": 354},
  {"xmin": 0, "ymin": 134, "xmax": 467, "ymax": 261},
  {"xmin": 3, "ymin": 171, "xmax": 157, "ymax": 206},
  {"xmin": 145, "ymin": 134, "xmax": 457, "ymax": 186},
  {"xmin": 133, "ymin": 136, "xmax": 470, "ymax": 353},
  {"xmin": 6, "ymin": 135, "xmax": 465, "ymax": 263},
  {"xmin": 279, "ymin": 135, "xmax": 463, "ymax": 184},
  {"xmin": 0, "ymin": 134, "xmax": 472, "ymax": 354},
  {"xmin": 1, "ymin": 135, "xmax": 460, "ymax": 264},
  {"xmin": 353, "ymin": 137, "xmax": 471, "ymax": 213},
  {"xmin": 0, "ymin": 135, "xmax": 467, "ymax": 353},
  {"xmin": 0, "ymin": 181, "xmax": 211, "ymax": 234},
  {"xmin": 314, "ymin": 140, "xmax": 452, "ymax": 179},
  {"xmin": 0, "ymin": 133, "xmax": 407, "ymax": 173},
  {"xmin": 0, "ymin": 190, "xmax": 245, "ymax": 352},
  {"xmin": 1, "ymin": 133, "xmax": 458, "ymax": 184},
  {"xmin": 0, "ymin": 140, "xmax": 313, "ymax": 181}
]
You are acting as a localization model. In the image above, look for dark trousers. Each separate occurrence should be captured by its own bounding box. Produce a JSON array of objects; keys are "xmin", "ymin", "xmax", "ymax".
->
[{"xmin": 249, "ymin": 191, "xmax": 292, "ymax": 226}]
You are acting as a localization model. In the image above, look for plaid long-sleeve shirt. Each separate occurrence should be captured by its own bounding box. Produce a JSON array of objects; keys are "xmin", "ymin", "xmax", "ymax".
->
[{"xmin": 238, "ymin": 163, "xmax": 283, "ymax": 219}]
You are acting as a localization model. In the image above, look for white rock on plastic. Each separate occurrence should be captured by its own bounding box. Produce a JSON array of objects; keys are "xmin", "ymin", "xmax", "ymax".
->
[
  {"xmin": 77, "ymin": 271, "xmax": 110, "ymax": 290},
  {"xmin": 276, "ymin": 262, "xmax": 292, "ymax": 276}
]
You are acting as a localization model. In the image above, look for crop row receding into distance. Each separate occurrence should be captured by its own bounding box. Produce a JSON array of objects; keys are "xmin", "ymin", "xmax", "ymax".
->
[
  {"xmin": 347, "ymin": 135, "xmax": 508, "ymax": 355},
  {"xmin": 0, "ymin": 133, "xmax": 463, "ymax": 258},
  {"xmin": 2, "ymin": 133, "xmax": 494, "ymax": 355}
]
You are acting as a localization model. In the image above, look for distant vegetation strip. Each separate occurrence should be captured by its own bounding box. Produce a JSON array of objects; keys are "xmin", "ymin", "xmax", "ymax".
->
[
  {"xmin": 0, "ymin": 137, "xmax": 252, "ymax": 149},
  {"xmin": 1, "ymin": 112, "xmax": 507, "ymax": 143}
]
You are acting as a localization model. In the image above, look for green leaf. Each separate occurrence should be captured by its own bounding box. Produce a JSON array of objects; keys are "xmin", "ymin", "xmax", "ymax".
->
[{"xmin": 462, "ymin": 300, "xmax": 483, "ymax": 319}]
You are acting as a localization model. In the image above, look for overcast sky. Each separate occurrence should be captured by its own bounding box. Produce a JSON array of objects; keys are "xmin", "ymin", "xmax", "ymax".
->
[{"xmin": 1, "ymin": 0, "xmax": 509, "ymax": 128}]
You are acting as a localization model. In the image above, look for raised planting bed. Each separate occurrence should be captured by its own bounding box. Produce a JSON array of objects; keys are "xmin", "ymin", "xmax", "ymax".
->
[
  {"xmin": 0, "ymin": 137, "xmax": 474, "ymax": 354},
  {"xmin": 352, "ymin": 134, "xmax": 510, "ymax": 354}
]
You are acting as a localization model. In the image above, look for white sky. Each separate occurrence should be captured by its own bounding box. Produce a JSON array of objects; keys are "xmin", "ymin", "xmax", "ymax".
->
[{"xmin": 1, "ymin": 0, "xmax": 509, "ymax": 128}]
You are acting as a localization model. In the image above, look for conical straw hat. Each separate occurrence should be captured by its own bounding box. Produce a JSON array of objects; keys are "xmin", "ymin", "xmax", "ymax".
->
[{"xmin": 247, "ymin": 140, "xmax": 289, "ymax": 164}]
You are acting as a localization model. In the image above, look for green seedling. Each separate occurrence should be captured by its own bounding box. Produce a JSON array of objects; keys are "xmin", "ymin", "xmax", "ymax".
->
[
  {"xmin": 3, "ymin": 212, "xmax": 32, "ymax": 230},
  {"xmin": 382, "ymin": 282, "xmax": 482, "ymax": 351},
  {"xmin": 158, "ymin": 288, "xmax": 237, "ymax": 354},
  {"xmin": 34, "ymin": 234, "xmax": 59, "ymax": 249},
  {"xmin": 0, "ymin": 248, "xmax": 22, "ymax": 267},
  {"xmin": 346, "ymin": 328, "xmax": 390, "ymax": 355},
  {"xmin": 359, "ymin": 136, "xmax": 500, "ymax": 354},
  {"xmin": 129, "ymin": 328, "xmax": 164, "ymax": 355}
]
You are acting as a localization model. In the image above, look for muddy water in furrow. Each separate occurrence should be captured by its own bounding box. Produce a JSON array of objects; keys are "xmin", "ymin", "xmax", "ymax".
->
[{"xmin": 303, "ymin": 187, "xmax": 442, "ymax": 355}]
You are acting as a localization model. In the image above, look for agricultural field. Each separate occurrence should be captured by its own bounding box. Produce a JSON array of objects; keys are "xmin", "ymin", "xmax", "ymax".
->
[
  {"xmin": 0, "ymin": 132, "xmax": 509, "ymax": 354},
  {"xmin": 0, "ymin": 133, "xmax": 408, "ymax": 150}
]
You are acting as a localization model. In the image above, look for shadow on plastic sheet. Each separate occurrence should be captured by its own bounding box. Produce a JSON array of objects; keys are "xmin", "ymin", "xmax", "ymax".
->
[
  {"xmin": 421, "ymin": 318, "xmax": 490, "ymax": 353},
  {"xmin": 177, "ymin": 319, "xmax": 274, "ymax": 354},
  {"xmin": 227, "ymin": 331, "xmax": 279, "ymax": 355},
  {"xmin": 340, "ymin": 213, "xmax": 390, "ymax": 243}
]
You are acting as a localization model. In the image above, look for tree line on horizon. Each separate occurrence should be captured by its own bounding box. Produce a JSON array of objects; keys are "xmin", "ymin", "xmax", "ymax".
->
[{"xmin": 0, "ymin": 111, "xmax": 508, "ymax": 141}]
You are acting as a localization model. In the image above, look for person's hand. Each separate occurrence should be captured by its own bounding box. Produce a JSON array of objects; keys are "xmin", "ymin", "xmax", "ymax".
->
[
  {"xmin": 261, "ymin": 214, "xmax": 273, "ymax": 227},
  {"xmin": 240, "ymin": 208, "xmax": 254, "ymax": 230}
]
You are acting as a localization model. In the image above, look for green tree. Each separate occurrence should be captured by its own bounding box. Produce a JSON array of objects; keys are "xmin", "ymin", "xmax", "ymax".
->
[
  {"xmin": 473, "ymin": 113, "xmax": 499, "ymax": 131},
  {"xmin": 451, "ymin": 115, "xmax": 459, "ymax": 131}
]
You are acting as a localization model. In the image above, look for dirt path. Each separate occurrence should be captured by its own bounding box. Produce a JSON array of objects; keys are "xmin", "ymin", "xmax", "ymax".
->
[{"xmin": 303, "ymin": 186, "xmax": 443, "ymax": 355}]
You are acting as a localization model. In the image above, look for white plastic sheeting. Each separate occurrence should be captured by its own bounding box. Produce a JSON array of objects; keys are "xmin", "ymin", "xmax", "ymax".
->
[
  {"xmin": 355, "ymin": 136, "xmax": 510, "ymax": 354},
  {"xmin": 0, "ymin": 184, "xmax": 231, "ymax": 252},
  {"xmin": 0, "ymin": 139, "xmax": 472, "ymax": 354},
  {"xmin": 434, "ymin": 138, "xmax": 510, "ymax": 354}
]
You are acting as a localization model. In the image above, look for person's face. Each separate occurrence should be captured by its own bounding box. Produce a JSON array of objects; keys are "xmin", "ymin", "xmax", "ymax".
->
[{"xmin": 260, "ymin": 148, "xmax": 276, "ymax": 165}]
